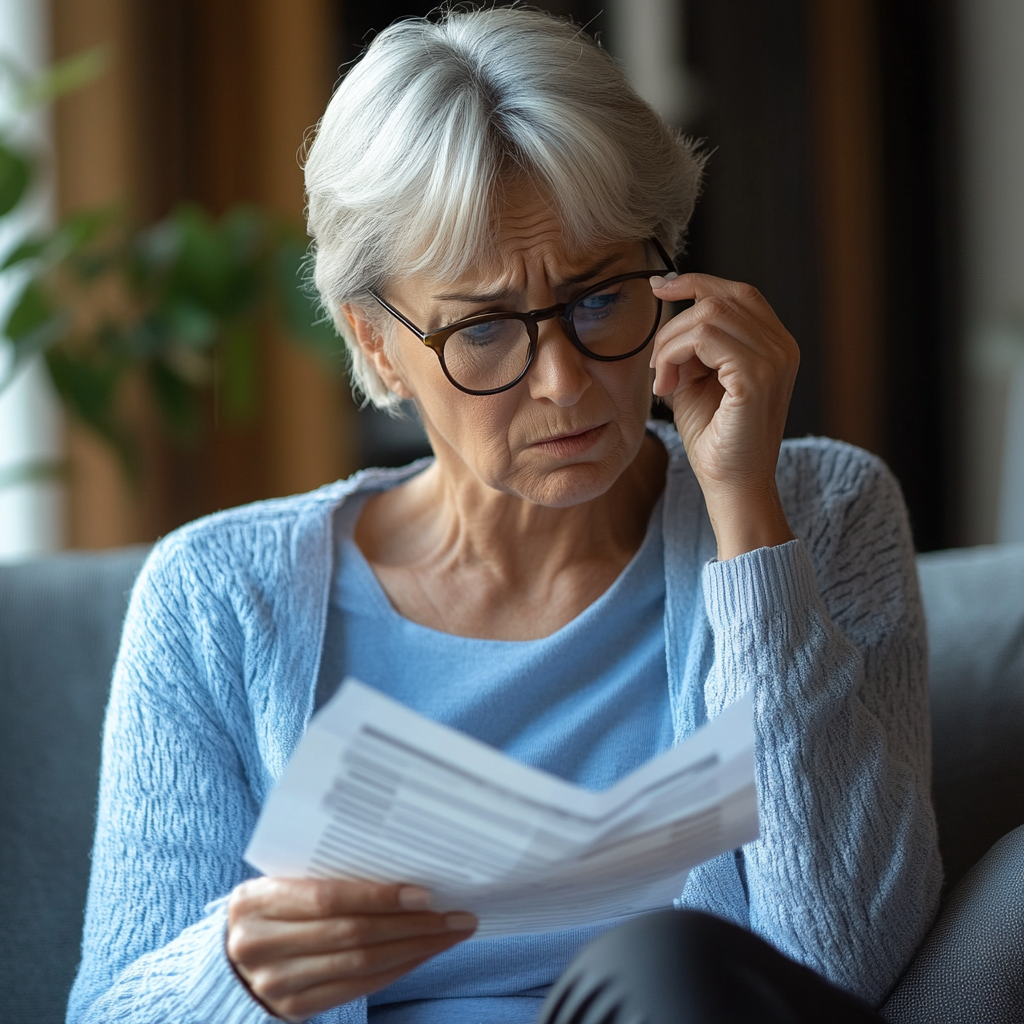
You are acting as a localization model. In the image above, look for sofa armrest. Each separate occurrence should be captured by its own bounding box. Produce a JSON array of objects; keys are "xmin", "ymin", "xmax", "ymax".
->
[
  {"xmin": 917, "ymin": 543, "xmax": 1024, "ymax": 889},
  {"xmin": 0, "ymin": 546, "xmax": 149, "ymax": 1022},
  {"xmin": 882, "ymin": 824, "xmax": 1024, "ymax": 1023}
]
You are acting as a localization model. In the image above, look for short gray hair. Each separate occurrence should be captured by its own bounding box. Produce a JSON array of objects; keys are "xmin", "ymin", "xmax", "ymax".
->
[{"xmin": 304, "ymin": 6, "xmax": 705, "ymax": 408}]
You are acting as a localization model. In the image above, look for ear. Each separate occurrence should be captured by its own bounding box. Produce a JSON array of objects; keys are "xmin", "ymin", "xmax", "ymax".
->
[{"xmin": 340, "ymin": 303, "xmax": 415, "ymax": 400}]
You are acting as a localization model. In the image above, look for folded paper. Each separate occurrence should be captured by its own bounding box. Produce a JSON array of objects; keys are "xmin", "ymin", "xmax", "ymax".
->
[{"xmin": 246, "ymin": 679, "xmax": 759, "ymax": 938}]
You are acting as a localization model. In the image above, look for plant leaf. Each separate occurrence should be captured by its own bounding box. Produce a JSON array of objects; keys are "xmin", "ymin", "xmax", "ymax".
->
[
  {"xmin": 174, "ymin": 208, "xmax": 229, "ymax": 307},
  {"xmin": 15, "ymin": 46, "xmax": 109, "ymax": 109},
  {"xmin": 58, "ymin": 205, "xmax": 119, "ymax": 249},
  {"xmin": 0, "ymin": 458, "xmax": 67, "ymax": 490},
  {"xmin": 0, "ymin": 142, "xmax": 31, "ymax": 216},
  {"xmin": 45, "ymin": 346, "xmax": 137, "ymax": 480},
  {"xmin": 220, "ymin": 322, "xmax": 259, "ymax": 423},
  {"xmin": 150, "ymin": 360, "xmax": 200, "ymax": 443},
  {"xmin": 274, "ymin": 238, "xmax": 342, "ymax": 362},
  {"xmin": 0, "ymin": 282, "xmax": 64, "ymax": 393},
  {"xmin": 1, "ymin": 235, "xmax": 51, "ymax": 269},
  {"xmin": 5, "ymin": 280, "xmax": 54, "ymax": 340},
  {"xmin": 163, "ymin": 299, "xmax": 217, "ymax": 349},
  {"xmin": 222, "ymin": 205, "xmax": 266, "ymax": 256},
  {"xmin": 163, "ymin": 203, "xmax": 266, "ymax": 319}
]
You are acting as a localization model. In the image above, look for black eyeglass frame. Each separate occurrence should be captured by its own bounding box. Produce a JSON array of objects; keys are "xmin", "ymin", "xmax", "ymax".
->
[{"xmin": 368, "ymin": 237, "xmax": 677, "ymax": 396}]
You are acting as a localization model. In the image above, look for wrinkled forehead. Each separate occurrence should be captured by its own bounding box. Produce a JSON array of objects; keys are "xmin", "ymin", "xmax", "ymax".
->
[
  {"xmin": 386, "ymin": 172, "xmax": 636, "ymax": 296},
  {"xmin": 425, "ymin": 241, "xmax": 639, "ymax": 302}
]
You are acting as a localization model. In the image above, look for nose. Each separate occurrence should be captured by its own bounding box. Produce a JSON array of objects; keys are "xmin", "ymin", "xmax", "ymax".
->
[{"xmin": 527, "ymin": 317, "xmax": 592, "ymax": 407}]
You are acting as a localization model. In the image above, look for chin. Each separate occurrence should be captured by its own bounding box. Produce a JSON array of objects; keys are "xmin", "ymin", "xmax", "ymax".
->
[{"xmin": 506, "ymin": 459, "xmax": 626, "ymax": 508}]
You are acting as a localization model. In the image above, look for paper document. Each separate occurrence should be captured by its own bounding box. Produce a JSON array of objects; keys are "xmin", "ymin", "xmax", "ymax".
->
[{"xmin": 246, "ymin": 678, "xmax": 759, "ymax": 938}]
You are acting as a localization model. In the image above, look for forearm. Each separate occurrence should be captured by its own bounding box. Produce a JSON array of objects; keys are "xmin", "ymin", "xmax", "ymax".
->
[
  {"xmin": 70, "ymin": 542, "xmax": 284, "ymax": 1024},
  {"xmin": 69, "ymin": 903, "xmax": 281, "ymax": 1024},
  {"xmin": 701, "ymin": 539, "xmax": 941, "ymax": 1003}
]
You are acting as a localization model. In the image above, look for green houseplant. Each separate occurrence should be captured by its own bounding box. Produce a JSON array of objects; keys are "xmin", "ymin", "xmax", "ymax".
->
[{"xmin": 0, "ymin": 50, "xmax": 340, "ymax": 489}]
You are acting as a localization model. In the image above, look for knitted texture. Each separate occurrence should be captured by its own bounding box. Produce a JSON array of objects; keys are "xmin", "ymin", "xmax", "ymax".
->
[{"xmin": 67, "ymin": 428, "xmax": 941, "ymax": 1022}]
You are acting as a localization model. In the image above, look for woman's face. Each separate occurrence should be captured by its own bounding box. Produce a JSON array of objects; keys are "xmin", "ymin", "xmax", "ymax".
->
[{"xmin": 359, "ymin": 196, "xmax": 658, "ymax": 508}]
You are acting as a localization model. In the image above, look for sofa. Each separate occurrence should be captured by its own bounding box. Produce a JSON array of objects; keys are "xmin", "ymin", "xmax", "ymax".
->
[{"xmin": 1, "ymin": 543, "xmax": 1022, "ymax": 1022}]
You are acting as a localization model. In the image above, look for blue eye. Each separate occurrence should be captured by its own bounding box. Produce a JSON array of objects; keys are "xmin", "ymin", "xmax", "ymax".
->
[
  {"xmin": 575, "ymin": 288, "xmax": 625, "ymax": 323},
  {"xmin": 452, "ymin": 318, "xmax": 521, "ymax": 348},
  {"xmin": 580, "ymin": 291, "xmax": 618, "ymax": 310},
  {"xmin": 463, "ymin": 323, "xmax": 499, "ymax": 342}
]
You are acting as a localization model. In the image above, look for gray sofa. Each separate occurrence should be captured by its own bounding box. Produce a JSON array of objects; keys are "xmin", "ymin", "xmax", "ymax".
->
[{"xmin": 1, "ymin": 543, "xmax": 1022, "ymax": 1022}]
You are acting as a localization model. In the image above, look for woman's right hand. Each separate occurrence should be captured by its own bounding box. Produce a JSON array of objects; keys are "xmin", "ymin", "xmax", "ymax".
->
[{"xmin": 226, "ymin": 877, "xmax": 478, "ymax": 1022}]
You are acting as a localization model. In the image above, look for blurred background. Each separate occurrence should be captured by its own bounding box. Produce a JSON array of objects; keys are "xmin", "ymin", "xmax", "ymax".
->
[{"xmin": 0, "ymin": 0, "xmax": 1020, "ymax": 559}]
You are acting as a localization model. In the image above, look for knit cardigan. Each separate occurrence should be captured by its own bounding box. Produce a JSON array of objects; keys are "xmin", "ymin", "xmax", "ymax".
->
[{"xmin": 67, "ymin": 426, "xmax": 942, "ymax": 1023}]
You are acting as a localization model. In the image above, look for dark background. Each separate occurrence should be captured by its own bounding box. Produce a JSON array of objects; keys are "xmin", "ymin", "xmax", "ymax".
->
[{"xmin": 337, "ymin": 0, "xmax": 961, "ymax": 551}]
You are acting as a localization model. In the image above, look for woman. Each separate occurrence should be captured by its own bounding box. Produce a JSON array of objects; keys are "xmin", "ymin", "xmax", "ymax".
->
[{"xmin": 68, "ymin": 7, "xmax": 941, "ymax": 1024}]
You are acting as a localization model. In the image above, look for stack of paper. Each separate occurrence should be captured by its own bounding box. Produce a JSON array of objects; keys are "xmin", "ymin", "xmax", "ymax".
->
[{"xmin": 246, "ymin": 679, "xmax": 758, "ymax": 938}]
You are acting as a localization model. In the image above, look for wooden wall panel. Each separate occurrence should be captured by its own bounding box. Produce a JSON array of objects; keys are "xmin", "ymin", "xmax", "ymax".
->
[
  {"xmin": 50, "ymin": 0, "xmax": 355, "ymax": 548},
  {"xmin": 253, "ymin": 0, "xmax": 351, "ymax": 501},
  {"xmin": 808, "ymin": 0, "xmax": 885, "ymax": 455},
  {"xmin": 51, "ymin": 0, "xmax": 149, "ymax": 548}
]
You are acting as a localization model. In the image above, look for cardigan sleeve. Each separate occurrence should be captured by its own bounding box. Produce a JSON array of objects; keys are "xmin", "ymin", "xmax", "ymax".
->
[
  {"xmin": 64, "ymin": 536, "xmax": 281, "ymax": 1024},
  {"xmin": 691, "ymin": 445, "xmax": 942, "ymax": 1005},
  {"xmin": 65, "ymin": 534, "xmax": 358, "ymax": 1024}
]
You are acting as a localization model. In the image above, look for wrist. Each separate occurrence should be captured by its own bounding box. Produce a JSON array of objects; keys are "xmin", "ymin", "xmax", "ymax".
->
[{"xmin": 703, "ymin": 483, "xmax": 794, "ymax": 561}]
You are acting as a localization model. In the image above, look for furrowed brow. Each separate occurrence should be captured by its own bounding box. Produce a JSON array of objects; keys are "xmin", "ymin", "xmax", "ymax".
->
[
  {"xmin": 557, "ymin": 251, "xmax": 626, "ymax": 288},
  {"xmin": 431, "ymin": 251, "xmax": 627, "ymax": 304}
]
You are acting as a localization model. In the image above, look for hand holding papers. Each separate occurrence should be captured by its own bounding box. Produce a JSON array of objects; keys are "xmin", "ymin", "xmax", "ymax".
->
[{"xmin": 246, "ymin": 679, "xmax": 759, "ymax": 938}]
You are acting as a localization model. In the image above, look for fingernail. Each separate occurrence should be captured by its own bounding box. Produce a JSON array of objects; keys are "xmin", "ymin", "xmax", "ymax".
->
[
  {"xmin": 649, "ymin": 272, "xmax": 679, "ymax": 289},
  {"xmin": 399, "ymin": 886, "xmax": 433, "ymax": 910},
  {"xmin": 444, "ymin": 912, "xmax": 478, "ymax": 932}
]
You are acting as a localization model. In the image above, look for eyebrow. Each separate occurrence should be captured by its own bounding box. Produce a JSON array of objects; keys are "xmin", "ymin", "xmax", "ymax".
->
[{"xmin": 431, "ymin": 250, "xmax": 627, "ymax": 304}]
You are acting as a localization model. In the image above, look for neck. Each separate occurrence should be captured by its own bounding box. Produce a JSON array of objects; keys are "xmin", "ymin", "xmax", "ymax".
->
[{"xmin": 358, "ymin": 433, "xmax": 666, "ymax": 586}]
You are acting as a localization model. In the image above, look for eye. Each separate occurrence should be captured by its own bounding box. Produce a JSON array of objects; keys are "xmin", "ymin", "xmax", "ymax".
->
[
  {"xmin": 462, "ymin": 322, "xmax": 501, "ymax": 345},
  {"xmin": 451, "ymin": 318, "xmax": 521, "ymax": 348},
  {"xmin": 574, "ymin": 286, "xmax": 626, "ymax": 322}
]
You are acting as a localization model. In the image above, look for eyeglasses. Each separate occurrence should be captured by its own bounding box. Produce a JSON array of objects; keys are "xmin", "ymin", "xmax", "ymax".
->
[{"xmin": 369, "ymin": 238, "xmax": 677, "ymax": 396}]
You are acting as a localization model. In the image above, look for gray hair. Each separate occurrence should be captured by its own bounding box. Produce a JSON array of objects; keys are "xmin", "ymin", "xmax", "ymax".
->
[{"xmin": 304, "ymin": 5, "xmax": 706, "ymax": 408}]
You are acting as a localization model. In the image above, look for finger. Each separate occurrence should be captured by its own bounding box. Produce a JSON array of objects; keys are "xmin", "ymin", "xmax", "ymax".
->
[
  {"xmin": 295, "ymin": 930, "xmax": 473, "ymax": 984},
  {"xmin": 230, "ymin": 910, "xmax": 478, "ymax": 963},
  {"xmin": 244, "ymin": 929, "xmax": 472, "ymax": 1005},
  {"xmin": 651, "ymin": 323, "xmax": 750, "ymax": 398},
  {"xmin": 652, "ymin": 347, "xmax": 701, "ymax": 400},
  {"xmin": 229, "ymin": 876, "xmax": 434, "ymax": 922},
  {"xmin": 266, "ymin": 956, "xmax": 440, "ymax": 1024},
  {"xmin": 650, "ymin": 295, "xmax": 781, "ymax": 365},
  {"xmin": 649, "ymin": 272, "xmax": 769, "ymax": 307}
]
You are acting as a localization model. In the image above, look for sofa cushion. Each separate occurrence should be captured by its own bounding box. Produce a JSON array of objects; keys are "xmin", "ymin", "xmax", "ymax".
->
[
  {"xmin": 917, "ymin": 543, "xmax": 1024, "ymax": 889},
  {"xmin": 881, "ymin": 824, "xmax": 1024, "ymax": 1023},
  {"xmin": 0, "ymin": 547, "xmax": 148, "ymax": 1024}
]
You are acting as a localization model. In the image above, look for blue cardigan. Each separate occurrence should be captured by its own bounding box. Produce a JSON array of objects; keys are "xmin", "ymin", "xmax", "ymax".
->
[{"xmin": 67, "ymin": 426, "xmax": 942, "ymax": 1023}]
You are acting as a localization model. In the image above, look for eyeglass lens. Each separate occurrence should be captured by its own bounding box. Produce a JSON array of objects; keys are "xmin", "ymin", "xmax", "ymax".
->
[{"xmin": 443, "ymin": 276, "xmax": 659, "ymax": 393}]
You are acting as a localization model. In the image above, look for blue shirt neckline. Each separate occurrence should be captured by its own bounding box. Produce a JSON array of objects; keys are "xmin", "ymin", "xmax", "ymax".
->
[{"xmin": 332, "ymin": 491, "xmax": 666, "ymax": 646}]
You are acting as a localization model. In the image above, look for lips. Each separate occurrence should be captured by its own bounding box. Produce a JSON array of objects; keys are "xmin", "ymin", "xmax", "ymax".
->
[
  {"xmin": 533, "ymin": 425, "xmax": 600, "ymax": 446},
  {"xmin": 529, "ymin": 424, "xmax": 606, "ymax": 456}
]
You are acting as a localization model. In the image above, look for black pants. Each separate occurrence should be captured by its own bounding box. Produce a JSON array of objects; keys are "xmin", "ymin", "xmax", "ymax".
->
[{"xmin": 539, "ymin": 909, "xmax": 886, "ymax": 1024}]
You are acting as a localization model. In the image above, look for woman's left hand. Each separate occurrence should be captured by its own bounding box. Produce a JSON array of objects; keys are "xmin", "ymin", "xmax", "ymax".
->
[{"xmin": 649, "ymin": 273, "xmax": 800, "ymax": 560}]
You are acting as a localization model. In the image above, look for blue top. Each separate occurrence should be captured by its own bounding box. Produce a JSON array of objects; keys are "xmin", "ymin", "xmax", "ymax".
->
[
  {"xmin": 317, "ymin": 495, "xmax": 673, "ymax": 1023},
  {"xmin": 67, "ymin": 428, "xmax": 943, "ymax": 1024}
]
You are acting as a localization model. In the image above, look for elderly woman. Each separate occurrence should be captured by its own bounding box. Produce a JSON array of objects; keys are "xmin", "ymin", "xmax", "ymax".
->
[{"xmin": 67, "ymin": 7, "xmax": 941, "ymax": 1024}]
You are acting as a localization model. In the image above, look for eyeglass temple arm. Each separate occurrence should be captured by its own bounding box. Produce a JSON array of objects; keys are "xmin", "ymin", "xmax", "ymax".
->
[
  {"xmin": 650, "ymin": 237, "xmax": 678, "ymax": 275},
  {"xmin": 369, "ymin": 291, "xmax": 428, "ymax": 341}
]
